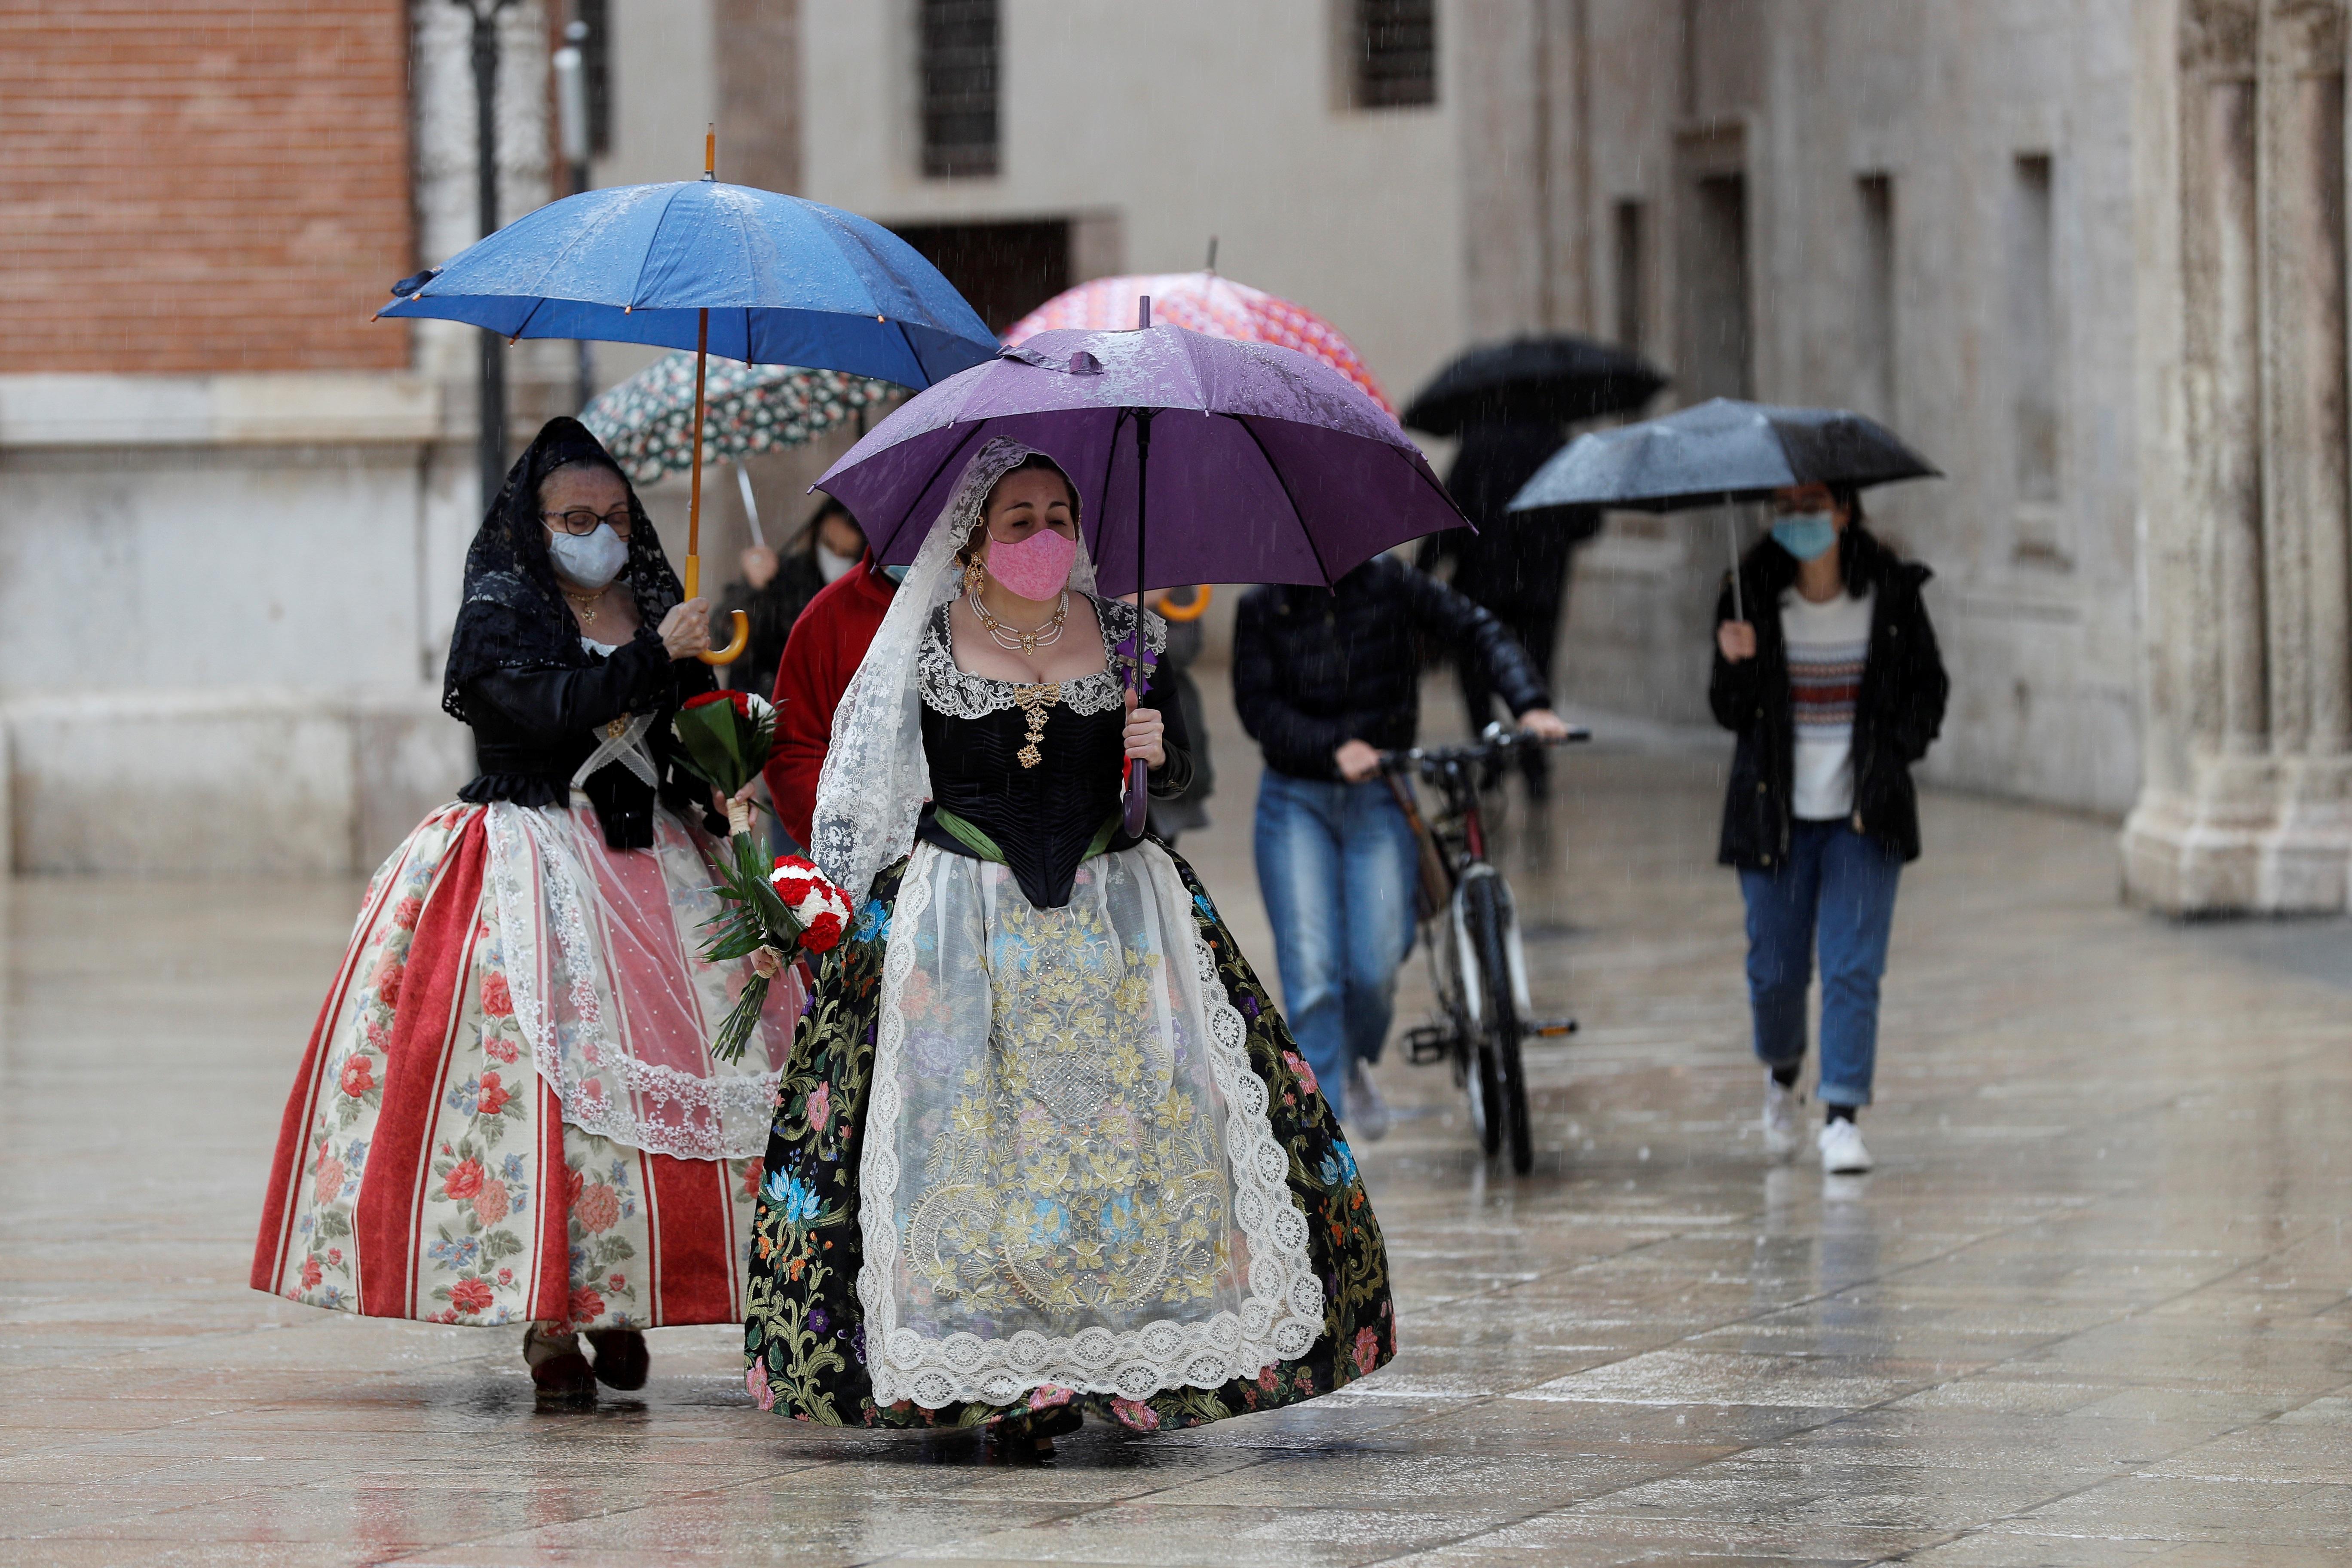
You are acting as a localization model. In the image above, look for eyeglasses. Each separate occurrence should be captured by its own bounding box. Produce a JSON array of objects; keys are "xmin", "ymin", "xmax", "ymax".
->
[{"xmin": 542, "ymin": 507, "xmax": 633, "ymax": 536}]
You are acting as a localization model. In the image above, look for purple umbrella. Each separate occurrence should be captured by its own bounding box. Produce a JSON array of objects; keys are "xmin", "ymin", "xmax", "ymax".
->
[
  {"xmin": 815, "ymin": 318, "xmax": 1462, "ymax": 593},
  {"xmin": 815, "ymin": 307, "xmax": 1467, "ymax": 830}
]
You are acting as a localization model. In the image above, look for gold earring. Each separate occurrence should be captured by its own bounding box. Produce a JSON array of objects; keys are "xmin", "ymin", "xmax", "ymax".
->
[{"xmin": 963, "ymin": 557, "xmax": 986, "ymax": 594}]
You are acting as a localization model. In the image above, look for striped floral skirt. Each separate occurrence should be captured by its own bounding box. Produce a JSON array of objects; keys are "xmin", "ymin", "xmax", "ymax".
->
[{"xmin": 252, "ymin": 800, "xmax": 796, "ymax": 1329}]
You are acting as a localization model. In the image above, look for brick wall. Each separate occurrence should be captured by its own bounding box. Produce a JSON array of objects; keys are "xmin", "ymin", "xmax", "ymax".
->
[{"xmin": 0, "ymin": 1, "xmax": 412, "ymax": 373}]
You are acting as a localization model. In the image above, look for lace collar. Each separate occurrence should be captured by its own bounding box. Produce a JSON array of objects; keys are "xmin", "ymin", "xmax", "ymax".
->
[{"xmin": 919, "ymin": 594, "xmax": 1166, "ymax": 720}]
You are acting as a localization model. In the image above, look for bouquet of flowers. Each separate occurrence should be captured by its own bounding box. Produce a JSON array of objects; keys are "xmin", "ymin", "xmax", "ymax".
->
[
  {"xmin": 672, "ymin": 688, "xmax": 845, "ymax": 1060},
  {"xmin": 700, "ymin": 846, "xmax": 854, "ymax": 1062},
  {"xmin": 671, "ymin": 689, "xmax": 776, "ymax": 835}
]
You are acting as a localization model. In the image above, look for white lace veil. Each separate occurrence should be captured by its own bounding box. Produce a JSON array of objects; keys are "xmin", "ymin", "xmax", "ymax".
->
[{"xmin": 810, "ymin": 437, "xmax": 1098, "ymax": 906}]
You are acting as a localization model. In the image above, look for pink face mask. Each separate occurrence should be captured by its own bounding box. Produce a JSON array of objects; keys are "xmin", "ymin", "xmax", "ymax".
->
[{"xmin": 984, "ymin": 526, "xmax": 1078, "ymax": 601}]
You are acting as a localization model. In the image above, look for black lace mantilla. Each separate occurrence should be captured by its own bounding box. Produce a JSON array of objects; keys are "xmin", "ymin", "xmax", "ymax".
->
[{"xmin": 441, "ymin": 417, "xmax": 687, "ymax": 721}]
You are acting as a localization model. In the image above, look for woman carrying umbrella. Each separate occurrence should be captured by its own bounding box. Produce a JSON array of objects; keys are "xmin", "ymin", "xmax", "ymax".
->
[
  {"xmin": 1713, "ymin": 481, "xmax": 1948, "ymax": 1175},
  {"xmin": 741, "ymin": 438, "xmax": 1391, "ymax": 1452},
  {"xmin": 251, "ymin": 419, "xmax": 799, "ymax": 1402}
]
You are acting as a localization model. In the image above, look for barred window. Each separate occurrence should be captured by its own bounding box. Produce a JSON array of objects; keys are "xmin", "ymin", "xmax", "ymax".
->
[
  {"xmin": 1353, "ymin": 0, "xmax": 1436, "ymax": 109},
  {"xmin": 919, "ymin": 0, "xmax": 999, "ymax": 178},
  {"xmin": 576, "ymin": 0, "xmax": 613, "ymax": 157}
]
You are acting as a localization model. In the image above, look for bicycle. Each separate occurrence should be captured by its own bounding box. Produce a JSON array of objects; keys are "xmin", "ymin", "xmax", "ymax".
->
[{"xmin": 1383, "ymin": 723, "xmax": 1590, "ymax": 1175}]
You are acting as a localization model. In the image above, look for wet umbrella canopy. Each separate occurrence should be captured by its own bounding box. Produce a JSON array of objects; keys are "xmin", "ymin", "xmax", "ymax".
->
[
  {"xmin": 1508, "ymin": 397, "xmax": 1940, "ymax": 514},
  {"xmin": 817, "ymin": 322, "xmax": 1462, "ymax": 596},
  {"xmin": 377, "ymin": 179, "xmax": 997, "ymax": 388},
  {"xmin": 1005, "ymin": 270, "xmax": 1393, "ymax": 412},
  {"xmin": 580, "ymin": 353, "xmax": 894, "ymax": 485},
  {"xmin": 1404, "ymin": 334, "xmax": 1666, "ymax": 436}
]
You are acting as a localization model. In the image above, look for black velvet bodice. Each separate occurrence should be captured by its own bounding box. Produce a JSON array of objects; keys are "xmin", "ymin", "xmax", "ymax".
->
[{"xmin": 915, "ymin": 598, "xmax": 1192, "ymax": 909}]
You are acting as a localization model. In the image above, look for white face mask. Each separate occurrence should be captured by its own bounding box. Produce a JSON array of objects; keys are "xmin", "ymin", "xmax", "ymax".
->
[
  {"xmin": 547, "ymin": 522, "xmax": 629, "ymax": 591},
  {"xmin": 815, "ymin": 541, "xmax": 857, "ymax": 583}
]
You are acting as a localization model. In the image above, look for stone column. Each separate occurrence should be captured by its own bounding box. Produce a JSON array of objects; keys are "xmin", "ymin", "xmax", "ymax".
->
[{"xmin": 2123, "ymin": 0, "xmax": 2352, "ymax": 911}]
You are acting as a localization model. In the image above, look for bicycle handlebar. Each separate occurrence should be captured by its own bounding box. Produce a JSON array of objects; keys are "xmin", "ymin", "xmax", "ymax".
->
[{"xmin": 1380, "ymin": 723, "xmax": 1592, "ymax": 772}]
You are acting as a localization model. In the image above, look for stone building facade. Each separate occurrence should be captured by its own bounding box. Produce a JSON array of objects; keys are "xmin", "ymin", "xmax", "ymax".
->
[
  {"xmin": 1458, "ymin": 0, "xmax": 2352, "ymax": 913},
  {"xmin": 0, "ymin": 2, "xmax": 559, "ymax": 874},
  {"xmin": 1450, "ymin": 1, "xmax": 2146, "ymax": 822}
]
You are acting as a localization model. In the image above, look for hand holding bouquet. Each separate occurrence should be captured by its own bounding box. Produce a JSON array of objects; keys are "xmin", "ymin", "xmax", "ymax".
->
[{"xmin": 701, "ymin": 848, "xmax": 853, "ymax": 1063}]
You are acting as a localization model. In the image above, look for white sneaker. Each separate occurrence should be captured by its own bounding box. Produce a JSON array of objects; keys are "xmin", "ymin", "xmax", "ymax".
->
[
  {"xmin": 1347, "ymin": 1062, "xmax": 1392, "ymax": 1142},
  {"xmin": 1762, "ymin": 1074, "xmax": 1803, "ymax": 1161},
  {"xmin": 1818, "ymin": 1118, "xmax": 1872, "ymax": 1174}
]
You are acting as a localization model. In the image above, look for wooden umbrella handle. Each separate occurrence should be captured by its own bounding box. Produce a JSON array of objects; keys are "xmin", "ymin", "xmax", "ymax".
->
[{"xmin": 702, "ymin": 609, "xmax": 750, "ymax": 665}]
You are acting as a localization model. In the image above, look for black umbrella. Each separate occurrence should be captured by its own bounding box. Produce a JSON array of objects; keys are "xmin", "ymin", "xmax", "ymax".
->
[
  {"xmin": 1403, "ymin": 334, "xmax": 1667, "ymax": 436},
  {"xmin": 1508, "ymin": 398, "xmax": 1941, "ymax": 618}
]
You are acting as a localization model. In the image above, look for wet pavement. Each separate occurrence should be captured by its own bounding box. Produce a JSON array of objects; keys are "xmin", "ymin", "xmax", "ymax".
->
[{"xmin": 3, "ymin": 706, "xmax": 2349, "ymax": 1565}]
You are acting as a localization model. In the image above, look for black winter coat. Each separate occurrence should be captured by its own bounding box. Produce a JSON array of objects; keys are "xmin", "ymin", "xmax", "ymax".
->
[
  {"xmin": 1235, "ymin": 555, "xmax": 1552, "ymax": 782},
  {"xmin": 1709, "ymin": 525, "xmax": 1948, "ymax": 868}
]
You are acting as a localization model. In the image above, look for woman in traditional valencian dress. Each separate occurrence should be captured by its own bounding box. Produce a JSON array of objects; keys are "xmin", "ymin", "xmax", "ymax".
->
[
  {"xmin": 253, "ymin": 418, "xmax": 797, "ymax": 1403},
  {"xmin": 743, "ymin": 438, "xmax": 1393, "ymax": 1453}
]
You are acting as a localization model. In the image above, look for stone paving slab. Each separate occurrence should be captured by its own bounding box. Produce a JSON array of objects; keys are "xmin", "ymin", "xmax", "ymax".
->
[{"xmin": 3, "ymin": 711, "xmax": 2350, "ymax": 1565}]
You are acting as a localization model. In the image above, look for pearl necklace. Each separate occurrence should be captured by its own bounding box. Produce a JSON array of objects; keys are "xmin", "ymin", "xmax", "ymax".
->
[{"xmin": 968, "ymin": 588, "xmax": 1069, "ymax": 654}]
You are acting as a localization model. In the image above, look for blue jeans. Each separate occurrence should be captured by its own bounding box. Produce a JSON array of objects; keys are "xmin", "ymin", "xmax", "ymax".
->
[
  {"xmin": 1738, "ymin": 819, "xmax": 1902, "ymax": 1108},
  {"xmin": 1253, "ymin": 770, "xmax": 1420, "ymax": 1122}
]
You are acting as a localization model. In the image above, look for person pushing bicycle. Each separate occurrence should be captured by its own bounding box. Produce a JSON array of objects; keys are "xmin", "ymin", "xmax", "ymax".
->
[{"xmin": 1234, "ymin": 554, "xmax": 1570, "ymax": 1138}]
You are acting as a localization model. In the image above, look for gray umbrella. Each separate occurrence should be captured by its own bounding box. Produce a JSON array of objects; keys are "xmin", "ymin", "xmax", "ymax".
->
[{"xmin": 1507, "ymin": 397, "xmax": 1940, "ymax": 617}]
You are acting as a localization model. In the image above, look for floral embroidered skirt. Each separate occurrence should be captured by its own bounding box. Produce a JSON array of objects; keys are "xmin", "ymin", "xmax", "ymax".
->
[
  {"xmin": 744, "ymin": 841, "xmax": 1394, "ymax": 1433},
  {"xmin": 252, "ymin": 801, "xmax": 796, "ymax": 1329}
]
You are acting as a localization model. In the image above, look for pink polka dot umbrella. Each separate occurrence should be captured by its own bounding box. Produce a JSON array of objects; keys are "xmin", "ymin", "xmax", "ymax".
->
[{"xmin": 1003, "ymin": 271, "xmax": 1391, "ymax": 413}]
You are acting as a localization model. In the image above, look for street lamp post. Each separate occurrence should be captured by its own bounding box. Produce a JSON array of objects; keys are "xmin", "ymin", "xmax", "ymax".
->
[
  {"xmin": 553, "ymin": 17, "xmax": 595, "ymax": 413},
  {"xmin": 456, "ymin": 0, "xmax": 521, "ymax": 511}
]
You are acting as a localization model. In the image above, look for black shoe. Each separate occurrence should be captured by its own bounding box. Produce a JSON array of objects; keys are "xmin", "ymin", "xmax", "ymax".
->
[
  {"xmin": 524, "ymin": 1326, "xmax": 597, "ymax": 1406},
  {"xmin": 584, "ymin": 1328, "xmax": 649, "ymax": 1391}
]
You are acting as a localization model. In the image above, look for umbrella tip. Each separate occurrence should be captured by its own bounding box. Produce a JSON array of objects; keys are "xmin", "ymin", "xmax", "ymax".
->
[
  {"xmin": 1138, "ymin": 295, "xmax": 1152, "ymax": 330},
  {"xmin": 1205, "ymin": 236, "xmax": 1218, "ymax": 273}
]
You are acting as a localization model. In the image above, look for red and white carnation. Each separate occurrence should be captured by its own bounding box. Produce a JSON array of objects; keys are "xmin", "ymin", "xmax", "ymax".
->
[{"xmin": 768, "ymin": 855, "xmax": 851, "ymax": 954}]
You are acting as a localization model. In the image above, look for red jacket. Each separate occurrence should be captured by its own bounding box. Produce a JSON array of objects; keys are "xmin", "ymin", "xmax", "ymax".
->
[{"xmin": 764, "ymin": 555, "xmax": 896, "ymax": 847}]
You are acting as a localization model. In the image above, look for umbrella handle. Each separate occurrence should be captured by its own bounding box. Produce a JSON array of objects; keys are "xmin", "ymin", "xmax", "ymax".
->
[{"xmin": 702, "ymin": 609, "xmax": 750, "ymax": 667}]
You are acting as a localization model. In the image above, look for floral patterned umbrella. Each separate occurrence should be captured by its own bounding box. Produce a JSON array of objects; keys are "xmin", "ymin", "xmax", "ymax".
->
[
  {"xmin": 580, "ymin": 352, "xmax": 897, "ymax": 485},
  {"xmin": 1003, "ymin": 271, "xmax": 1392, "ymax": 413}
]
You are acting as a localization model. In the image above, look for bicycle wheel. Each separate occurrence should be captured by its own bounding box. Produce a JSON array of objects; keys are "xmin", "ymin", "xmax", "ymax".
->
[{"xmin": 1464, "ymin": 876, "xmax": 1532, "ymax": 1174}]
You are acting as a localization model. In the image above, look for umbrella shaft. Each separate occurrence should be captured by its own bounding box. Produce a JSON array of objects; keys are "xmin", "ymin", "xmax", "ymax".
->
[{"xmin": 686, "ymin": 307, "xmax": 709, "ymax": 598}]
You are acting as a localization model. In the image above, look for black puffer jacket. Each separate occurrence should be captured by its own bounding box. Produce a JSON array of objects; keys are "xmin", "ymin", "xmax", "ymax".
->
[
  {"xmin": 1709, "ymin": 524, "xmax": 1948, "ymax": 868},
  {"xmin": 1236, "ymin": 555, "xmax": 1551, "ymax": 781}
]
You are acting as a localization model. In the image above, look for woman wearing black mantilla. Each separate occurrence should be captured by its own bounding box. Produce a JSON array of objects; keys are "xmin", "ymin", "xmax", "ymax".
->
[{"xmin": 743, "ymin": 438, "xmax": 1393, "ymax": 1454}]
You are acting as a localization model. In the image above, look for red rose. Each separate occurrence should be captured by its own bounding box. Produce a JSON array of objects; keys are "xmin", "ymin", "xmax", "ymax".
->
[
  {"xmin": 447, "ymin": 1277, "xmax": 494, "ymax": 1315},
  {"xmin": 574, "ymin": 1182, "xmax": 622, "ymax": 1234},
  {"xmin": 476, "ymin": 1072, "xmax": 510, "ymax": 1116},
  {"xmin": 391, "ymin": 895, "xmax": 423, "ymax": 930},
  {"xmin": 569, "ymin": 1287, "xmax": 606, "ymax": 1324},
  {"xmin": 339, "ymin": 1056, "xmax": 375, "ymax": 1098},
  {"xmin": 683, "ymin": 689, "xmax": 750, "ymax": 715},
  {"xmin": 473, "ymin": 1177, "xmax": 508, "ymax": 1226},
  {"xmin": 444, "ymin": 1158, "xmax": 485, "ymax": 1201},
  {"xmin": 299, "ymin": 1255, "xmax": 323, "ymax": 1290},
  {"xmin": 799, "ymin": 911, "xmax": 844, "ymax": 954},
  {"xmin": 373, "ymin": 955, "xmax": 406, "ymax": 1005},
  {"xmin": 481, "ymin": 971, "xmax": 513, "ymax": 1018}
]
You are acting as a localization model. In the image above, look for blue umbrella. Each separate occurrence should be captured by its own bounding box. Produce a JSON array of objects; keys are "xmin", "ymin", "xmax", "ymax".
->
[
  {"xmin": 378, "ymin": 136, "xmax": 995, "ymax": 664},
  {"xmin": 377, "ymin": 182, "xmax": 995, "ymax": 388}
]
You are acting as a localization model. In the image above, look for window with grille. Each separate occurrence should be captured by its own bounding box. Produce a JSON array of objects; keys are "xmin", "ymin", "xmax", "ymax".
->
[
  {"xmin": 919, "ymin": 0, "xmax": 999, "ymax": 178},
  {"xmin": 575, "ymin": 0, "xmax": 612, "ymax": 157},
  {"xmin": 1352, "ymin": 0, "xmax": 1436, "ymax": 109}
]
